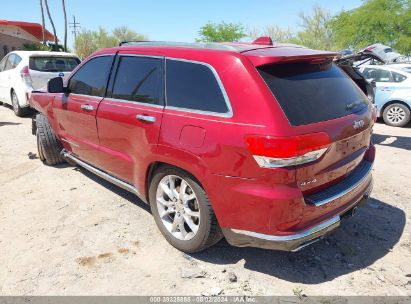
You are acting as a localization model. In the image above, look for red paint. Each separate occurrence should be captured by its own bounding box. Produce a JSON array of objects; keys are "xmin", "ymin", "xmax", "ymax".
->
[
  {"xmin": 0, "ymin": 20, "xmax": 55, "ymax": 41},
  {"xmin": 252, "ymin": 36, "xmax": 273, "ymax": 46},
  {"xmin": 30, "ymin": 42, "xmax": 375, "ymax": 237}
]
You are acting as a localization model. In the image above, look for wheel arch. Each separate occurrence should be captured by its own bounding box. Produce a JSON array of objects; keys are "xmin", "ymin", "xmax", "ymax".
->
[{"xmin": 144, "ymin": 161, "xmax": 205, "ymax": 203}]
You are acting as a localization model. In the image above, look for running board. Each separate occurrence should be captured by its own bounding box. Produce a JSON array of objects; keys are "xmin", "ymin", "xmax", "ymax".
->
[{"xmin": 62, "ymin": 151, "xmax": 141, "ymax": 198}]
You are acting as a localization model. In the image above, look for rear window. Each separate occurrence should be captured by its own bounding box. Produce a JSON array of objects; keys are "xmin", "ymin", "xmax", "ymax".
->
[
  {"xmin": 258, "ymin": 62, "xmax": 368, "ymax": 126},
  {"xmin": 29, "ymin": 56, "xmax": 80, "ymax": 72}
]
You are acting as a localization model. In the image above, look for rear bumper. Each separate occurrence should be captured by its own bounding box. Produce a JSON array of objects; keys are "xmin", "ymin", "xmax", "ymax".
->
[{"xmin": 222, "ymin": 176, "xmax": 373, "ymax": 252}]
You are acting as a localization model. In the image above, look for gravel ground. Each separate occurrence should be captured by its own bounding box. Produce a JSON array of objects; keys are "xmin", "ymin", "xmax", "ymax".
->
[{"xmin": 0, "ymin": 104, "xmax": 410, "ymax": 296}]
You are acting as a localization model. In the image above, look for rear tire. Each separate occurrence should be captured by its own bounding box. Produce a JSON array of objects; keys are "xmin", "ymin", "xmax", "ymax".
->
[
  {"xmin": 383, "ymin": 103, "xmax": 410, "ymax": 127},
  {"xmin": 149, "ymin": 166, "xmax": 223, "ymax": 253},
  {"xmin": 36, "ymin": 114, "xmax": 65, "ymax": 166},
  {"xmin": 11, "ymin": 90, "xmax": 28, "ymax": 117}
]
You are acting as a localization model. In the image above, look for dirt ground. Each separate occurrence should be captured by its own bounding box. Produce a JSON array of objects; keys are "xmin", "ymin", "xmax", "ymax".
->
[{"xmin": 0, "ymin": 104, "xmax": 410, "ymax": 296}]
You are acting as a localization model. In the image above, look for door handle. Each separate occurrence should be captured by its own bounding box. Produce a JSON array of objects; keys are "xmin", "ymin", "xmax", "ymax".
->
[
  {"xmin": 136, "ymin": 114, "xmax": 156, "ymax": 124},
  {"xmin": 80, "ymin": 104, "xmax": 94, "ymax": 111}
]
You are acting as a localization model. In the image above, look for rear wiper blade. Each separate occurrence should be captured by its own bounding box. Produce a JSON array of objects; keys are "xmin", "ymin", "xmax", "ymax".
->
[{"xmin": 346, "ymin": 100, "xmax": 365, "ymax": 111}]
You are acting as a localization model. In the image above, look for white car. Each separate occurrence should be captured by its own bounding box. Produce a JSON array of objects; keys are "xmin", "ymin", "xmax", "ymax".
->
[
  {"xmin": 387, "ymin": 63, "xmax": 411, "ymax": 74},
  {"xmin": 358, "ymin": 65, "xmax": 411, "ymax": 127},
  {"xmin": 0, "ymin": 51, "xmax": 80, "ymax": 116}
]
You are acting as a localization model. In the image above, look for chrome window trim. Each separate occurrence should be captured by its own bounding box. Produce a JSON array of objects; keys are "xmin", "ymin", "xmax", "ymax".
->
[
  {"xmin": 65, "ymin": 53, "xmax": 234, "ymax": 118},
  {"xmin": 108, "ymin": 54, "xmax": 166, "ymax": 107},
  {"xmin": 165, "ymin": 57, "xmax": 233, "ymax": 118},
  {"xmin": 67, "ymin": 93, "xmax": 103, "ymax": 101},
  {"xmin": 103, "ymin": 97, "xmax": 165, "ymax": 109},
  {"xmin": 67, "ymin": 54, "xmax": 115, "ymax": 98}
]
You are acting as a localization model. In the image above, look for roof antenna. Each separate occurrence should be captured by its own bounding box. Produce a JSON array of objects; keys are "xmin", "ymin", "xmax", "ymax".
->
[{"xmin": 252, "ymin": 36, "xmax": 273, "ymax": 46}]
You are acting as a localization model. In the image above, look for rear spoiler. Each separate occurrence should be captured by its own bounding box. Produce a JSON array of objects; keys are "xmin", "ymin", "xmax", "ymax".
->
[{"xmin": 243, "ymin": 47, "xmax": 337, "ymax": 67}]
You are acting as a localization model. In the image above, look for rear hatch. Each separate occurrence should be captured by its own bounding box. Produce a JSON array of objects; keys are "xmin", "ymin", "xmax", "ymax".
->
[
  {"xmin": 29, "ymin": 55, "xmax": 80, "ymax": 89},
  {"xmin": 244, "ymin": 47, "xmax": 374, "ymax": 194}
]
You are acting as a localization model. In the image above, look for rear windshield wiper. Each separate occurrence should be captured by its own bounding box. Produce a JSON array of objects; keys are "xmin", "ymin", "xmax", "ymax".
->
[{"xmin": 346, "ymin": 100, "xmax": 366, "ymax": 111}]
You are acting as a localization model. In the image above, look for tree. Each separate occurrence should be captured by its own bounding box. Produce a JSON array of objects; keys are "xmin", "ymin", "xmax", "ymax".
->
[
  {"xmin": 330, "ymin": 0, "xmax": 411, "ymax": 54},
  {"xmin": 74, "ymin": 30, "xmax": 99, "ymax": 59},
  {"xmin": 249, "ymin": 25, "xmax": 295, "ymax": 43},
  {"xmin": 290, "ymin": 6, "xmax": 335, "ymax": 50},
  {"xmin": 62, "ymin": 0, "xmax": 67, "ymax": 52},
  {"xmin": 112, "ymin": 26, "xmax": 148, "ymax": 44},
  {"xmin": 39, "ymin": 0, "xmax": 46, "ymax": 45},
  {"xmin": 44, "ymin": 0, "xmax": 58, "ymax": 50},
  {"xmin": 197, "ymin": 22, "xmax": 246, "ymax": 42},
  {"xmin": 74, "ymin": 26, "xmax": 148, "ymax": 59}
]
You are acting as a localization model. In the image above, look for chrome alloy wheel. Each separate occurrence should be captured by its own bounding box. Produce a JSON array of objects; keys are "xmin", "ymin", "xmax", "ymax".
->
[
  {"xmin": 156, "ymin": 175, "xmax": 200, "ymax": 240},
  {"xmin": 386, "ymin": 106, "xmax": 406, "ymax": 124}
]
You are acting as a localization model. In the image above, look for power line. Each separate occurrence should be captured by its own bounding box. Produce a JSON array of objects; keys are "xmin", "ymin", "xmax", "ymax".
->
[{"xmin": 69, "ymin": 15, "xmax": 80, "ymax": 41}]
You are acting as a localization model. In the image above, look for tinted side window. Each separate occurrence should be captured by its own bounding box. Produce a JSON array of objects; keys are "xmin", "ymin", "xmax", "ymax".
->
[
  {"xmin": 69, "ymin": 56, "xmax": 113, "ymax": 97},
  {"xmin": 166, "ymin": 59, "xmax": 228, "ymax": 113},
  {"xmin": 362, "ymin": 68, "xmax": 393, "ymax": 82},
  {"xmin": 375, "ymin": 69, "xmax": 393, "ymax": 82},
  {"xmin": 111, "ymin": 56, "xmax": 164, "ymax": 105}
]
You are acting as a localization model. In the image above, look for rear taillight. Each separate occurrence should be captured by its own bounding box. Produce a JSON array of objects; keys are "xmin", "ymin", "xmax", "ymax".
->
[
  {"xmin": 245, "ymin": 133, "xmax": 331, "ymax": 168},
  {"xmin": 20, "ymin": 66, "xmax": 32, "ymax": 84}
]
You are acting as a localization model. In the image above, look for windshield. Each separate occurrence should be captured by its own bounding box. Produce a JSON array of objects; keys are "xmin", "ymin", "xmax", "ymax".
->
[
  {"xmin": 29, "ymin": 56, "xmax": 80, "ymax": 72},
  {"xmin": 258, "ymin": 61, "xmax": 369, "ymax": 126}
]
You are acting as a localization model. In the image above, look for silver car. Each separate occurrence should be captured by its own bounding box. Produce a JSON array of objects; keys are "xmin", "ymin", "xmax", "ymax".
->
[{"xmin": 358, "ymin": 65, "xmax": 411, "ymax": 127}]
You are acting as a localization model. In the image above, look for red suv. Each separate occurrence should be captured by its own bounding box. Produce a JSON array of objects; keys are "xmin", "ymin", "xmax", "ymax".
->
[{"xmin": 30, "ymin": 39, "xmax": 375, "ymax": 253}]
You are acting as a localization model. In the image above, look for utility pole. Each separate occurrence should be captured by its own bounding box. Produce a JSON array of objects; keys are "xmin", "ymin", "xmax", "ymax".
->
[{"xmin": 69, "ymin": 15, "xmax": 80, "ymax": 41}]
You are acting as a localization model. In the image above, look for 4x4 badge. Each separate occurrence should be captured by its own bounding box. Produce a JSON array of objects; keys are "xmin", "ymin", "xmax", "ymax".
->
[{"xmin": 353, "ymin": 119, "xmax": 365, "ymax": 129}]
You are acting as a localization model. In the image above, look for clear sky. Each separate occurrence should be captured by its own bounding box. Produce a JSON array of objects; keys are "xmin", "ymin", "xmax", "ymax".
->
[{"xmin": 2, "ymin": 0, "xmax": 362, "ymax": 49}]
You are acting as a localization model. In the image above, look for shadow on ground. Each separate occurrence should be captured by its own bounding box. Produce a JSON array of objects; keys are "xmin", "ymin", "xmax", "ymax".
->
[
  {"xmin": 191, "ymin": 197, "xmax": 405, "ymax": 284},
  {"xmin": 372, "ymin": 132, "xmax": 411, "ymax": 151},
  {"xmin": 0, "ymin": 122, "xmax": 21, "ymax": 127},
  {"xmin": 77, "ymin": 166, "xmax": 151, "ymax": 213},
  {"xmin": 1, "ymin": 103, "xmax": 36, "ymax": 118},
  {"xmin": 69, "ymin": 162, "xmax": 406, "ymax": 284}
]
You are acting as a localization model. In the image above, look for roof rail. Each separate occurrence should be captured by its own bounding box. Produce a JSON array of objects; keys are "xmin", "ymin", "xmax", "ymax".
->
[
  {"xmin": 118, "ymin": 40, "xmax": 240, "ymax": 51},
  {"xmin": 119, "ymin": 40, "xmax": 147, "ymax": 46}
]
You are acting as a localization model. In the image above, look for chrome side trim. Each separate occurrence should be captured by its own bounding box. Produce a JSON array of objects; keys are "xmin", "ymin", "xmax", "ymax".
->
[
  {"xmin": 231, "ymin": 215, "xmax": 340, "ymax": 242},
  {"xmin": 312, "ymin": 165, "xmax": 373, "ymax": 207},
  {"xmin": 62, "ymin": 152, "xmax": 140, "ymax": 197},
  {"xmin": 165, "ymin": 57, "xmax": 233, "ymax": 118}
]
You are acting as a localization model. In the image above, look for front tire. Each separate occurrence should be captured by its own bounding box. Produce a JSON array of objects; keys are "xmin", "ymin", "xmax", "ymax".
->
[
  {"xmin": 149, "ymin": 167, "xmax": 223, "ymax": 253},
  {"xmin": 11, "ymin": 90, "xmax": 28, "ymax": 117},
  {"xmin": 36, "ymin": 114, "xmax": 65, "ymax": 166},
  {"xmin": 383, "ymin": 103, "xmax": 410, "ymax": 127}
]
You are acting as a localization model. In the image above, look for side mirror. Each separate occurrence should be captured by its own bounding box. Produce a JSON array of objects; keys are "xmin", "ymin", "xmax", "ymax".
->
[{"xmin": 47, "ymin": 77, "xmax": 65, "ymax": 93}]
